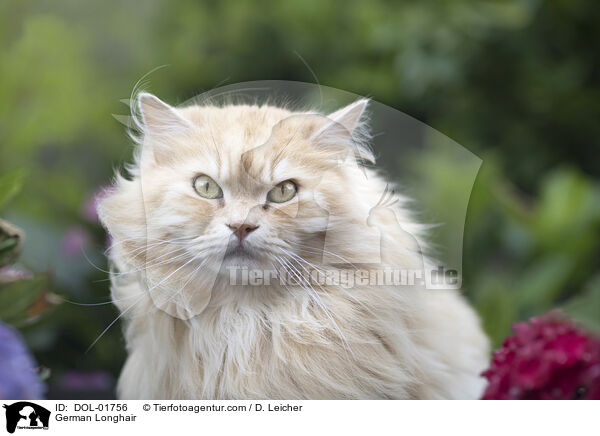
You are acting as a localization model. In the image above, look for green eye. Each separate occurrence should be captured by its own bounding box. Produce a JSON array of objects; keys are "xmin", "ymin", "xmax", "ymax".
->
[
  {"xmin": 193, "ymin": 175, "xmax": 223, "ymax": 199},
  {"xmin": 267, "ymin": 180, "xmax": 297, "ymax": 203}
]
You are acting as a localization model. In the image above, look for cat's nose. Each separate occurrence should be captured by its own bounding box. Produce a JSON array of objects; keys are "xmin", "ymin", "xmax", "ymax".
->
[{"xmin": 227, "ymin": 223, "xmax": 259, "ymax": 241}]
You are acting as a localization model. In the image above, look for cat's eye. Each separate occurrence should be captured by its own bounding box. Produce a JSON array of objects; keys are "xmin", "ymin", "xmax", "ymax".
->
[
  {"xmin": 193, "ymin": 175, "xmax": 223, "ymax": 199},
  {"xmin": 267, "ymin": 180, "xmax": 297, "ymax": 203}
]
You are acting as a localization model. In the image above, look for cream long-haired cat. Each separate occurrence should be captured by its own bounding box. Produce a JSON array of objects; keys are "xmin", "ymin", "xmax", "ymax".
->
[{"xmin": 98, "ymin": 92, "xmax": 489, "ymax": 399}]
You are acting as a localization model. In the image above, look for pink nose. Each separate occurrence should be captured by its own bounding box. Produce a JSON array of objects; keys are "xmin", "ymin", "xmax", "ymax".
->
[{"xmin": 227, "ymin": 223, "xmax": 259, "ymax": 241}]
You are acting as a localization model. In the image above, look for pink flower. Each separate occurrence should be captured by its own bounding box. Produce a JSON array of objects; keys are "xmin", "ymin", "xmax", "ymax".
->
[
  {"xmin": 81, "ymin": 186, "xmax": 109, "ymax": 222},
  {"xmin": 482, "ymin": 310, "xmax": 600, "ymax": 399},
  {"xmin": 0, "ymin": 265, "xmax": 33, "ymax": 282},
  {"xmin": 59, "ymin": 227, "xmax": 91, "ymax": 258}
]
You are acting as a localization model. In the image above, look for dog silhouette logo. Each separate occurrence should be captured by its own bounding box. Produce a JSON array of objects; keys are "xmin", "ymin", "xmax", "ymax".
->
[{"xmin": 2, "ymin": 402, "xmax": 50, "ymax": 433}]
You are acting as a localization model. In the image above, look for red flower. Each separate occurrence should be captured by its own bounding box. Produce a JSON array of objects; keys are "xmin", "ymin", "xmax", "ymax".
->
[{"xmin": 482, "ymin": 310, "xmax": 600, "ymax": 399}]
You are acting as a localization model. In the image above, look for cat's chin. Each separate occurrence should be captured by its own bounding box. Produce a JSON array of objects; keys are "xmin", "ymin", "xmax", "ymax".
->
[
  {"xmin": 219, "ymin": 245, "xmax": 268, "ymax": 271},
  {"xmin": 220, "ymin": 256, "xmax": 266, "ymax": 271}
]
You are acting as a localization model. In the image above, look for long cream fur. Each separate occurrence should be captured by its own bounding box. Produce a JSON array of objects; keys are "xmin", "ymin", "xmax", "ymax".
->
[{"xmin": 98, "ymin": 93, "xmax": 489, "ymax": 399}]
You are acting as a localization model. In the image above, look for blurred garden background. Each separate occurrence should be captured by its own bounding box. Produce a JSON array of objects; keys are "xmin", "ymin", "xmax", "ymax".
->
[{"xmin": 0, "ymin": 0, "xmax": 599, "ymax": 399}]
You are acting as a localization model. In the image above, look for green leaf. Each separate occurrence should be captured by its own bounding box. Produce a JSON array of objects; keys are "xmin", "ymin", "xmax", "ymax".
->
[
  {"xmin": 0, "ymin": 169, "xmax": 25, "ymax": 210},
  {"xmin": 475, "ymin": 279, "xmax": 517, "ymax": 348},
  {"xmin": 515, "ymin": 254, "xmax": 575, "ymax": 308},
  {"xmin": 563, "ymin": 274, "xmax": 600, "ymax": 334},
  {"xmin": 0, "ymin": 276, "xmax": 49, "ymax": 326},
  {"xmin": 0, "ymin": 218, "xmax": 24, "ymax": 267},
  {"xmin": 0, "ymin": 236, "xmax": 19, "ymax": 265},
  {"xmin": 533, "ymin": 168, "xmax": 600, "ymax": 253}
]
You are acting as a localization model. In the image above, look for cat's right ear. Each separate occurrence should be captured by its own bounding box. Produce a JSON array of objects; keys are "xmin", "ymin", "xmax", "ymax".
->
[{"xmin": 137, "ymin": 93, "xmax": 192, "ymax": 162}]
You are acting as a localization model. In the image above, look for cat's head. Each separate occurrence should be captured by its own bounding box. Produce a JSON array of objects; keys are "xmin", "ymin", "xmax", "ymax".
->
[{"xmin": 98, "ymin": 93, "xmax": 377, "ymax": 316}]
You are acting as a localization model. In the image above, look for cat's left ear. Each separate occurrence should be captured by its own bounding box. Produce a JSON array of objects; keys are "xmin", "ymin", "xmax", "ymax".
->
[
  {"xmin": 326, "ymin": 99, "xmax": 369, "ymax": 133},
  {"xmin": 312, "ymin": 99, "xmax": 374, "ymax": 163}
]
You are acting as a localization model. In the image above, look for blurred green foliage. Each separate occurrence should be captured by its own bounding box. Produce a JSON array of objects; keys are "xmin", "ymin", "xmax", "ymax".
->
[
  {"xmin": 0, "ymin": 176, "xmax": 55, "ymax": 328},
  {"xmin": 0, "ymin": 0, "xmax": 598, "ymax": 397}
]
